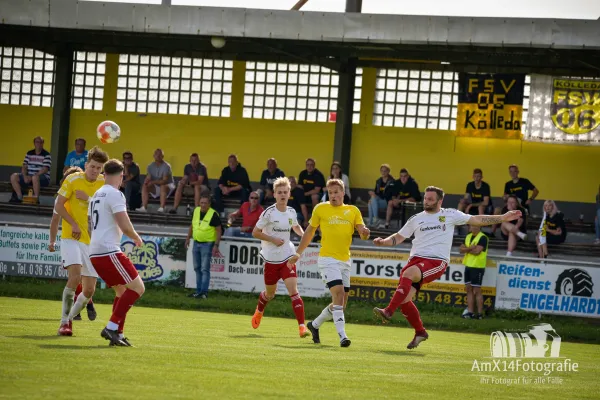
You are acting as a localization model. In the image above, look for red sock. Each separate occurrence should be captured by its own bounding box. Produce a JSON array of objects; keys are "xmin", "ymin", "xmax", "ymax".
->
[
  {"xmin": 290, "ymin": 293, "xmax": 305, "ymax": 325},
  {"xmin": 385, "ymin": 277, "xmax": 413, "ymax": 316},
  {"xmin": 257, "ymin": 291, "xmax": 269, "ymax": 313},
  {"xmin": 401, "ymin": 301, "xmax": 425, "ymax": 334},
  {"xmin": 112, "ymin": 296, "xmax": 120, "ymax": 312},
  {"xmin": 112, "ymin": 296, "xmax": 124, "ymax": 333},
  {"xmin": 110, "ymin": 289, "xmax": 140, "ymax": 326},
  {"xmin": 74, "ymin": 283, "xmax": 82, "ymax": 302},
  {"xmin": 88, "ymin": 297, "xmax": 93, "ymax": 305}
]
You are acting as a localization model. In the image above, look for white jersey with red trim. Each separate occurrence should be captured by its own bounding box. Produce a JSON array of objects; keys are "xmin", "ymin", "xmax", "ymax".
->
[
  {"xmin": 398, "ymin": 208, "xmax": 471, "ymax": 262},
  {"xmin": 88, "ymin": 185, "xmax": 127, "ymax": 256}
]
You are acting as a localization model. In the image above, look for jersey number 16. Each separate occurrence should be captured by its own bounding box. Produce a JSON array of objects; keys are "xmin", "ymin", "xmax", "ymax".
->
[{"xmin": 90, "ymin": 199, "xmax": 100, "ymax": 230}]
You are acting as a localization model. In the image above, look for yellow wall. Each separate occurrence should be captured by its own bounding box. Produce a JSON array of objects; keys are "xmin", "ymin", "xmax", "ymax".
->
[{"xmin": 2, "ymin": 56, "xmax": 599, "ymax": 203}]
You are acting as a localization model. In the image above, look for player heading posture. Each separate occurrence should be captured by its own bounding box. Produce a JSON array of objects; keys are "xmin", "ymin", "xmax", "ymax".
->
[
  {"xmin": 373, "ymin": 186, "xmax": 521, "ymax": 349},
  {"xmin": 89, "ymin": 159, "xmax": 145, "ymax": 346},
  {"xmin": 288, "ymin": 179, "xmax": 370, "ymax": 347},
  {"xmin": 251, "ymin": 177, "xmax": 309, "ymax": 338},
  {"xmin": 54, "ymin": 147, "xmax": 108, "ymax": 336}
]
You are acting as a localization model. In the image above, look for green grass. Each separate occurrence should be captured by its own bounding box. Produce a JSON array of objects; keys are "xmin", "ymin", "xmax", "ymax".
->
[
  {"xmin": 1, "ymin": 277, "xmax": 600, "ymax": 344},
  {"xmin": 1, "ymin": 297, "xmax": 600, "ymax": 400}
]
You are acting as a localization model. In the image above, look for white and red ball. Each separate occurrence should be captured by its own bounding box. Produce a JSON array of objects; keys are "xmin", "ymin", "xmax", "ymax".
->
[{"xmin": 96, "ymin": 120, "xmax": 121, "ymax": 144}]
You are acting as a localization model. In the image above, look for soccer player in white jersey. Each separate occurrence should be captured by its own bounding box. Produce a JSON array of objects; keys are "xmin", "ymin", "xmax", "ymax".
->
[
  {"xmin": 251, "ymin": 177, "xmax": 310, "ymax": 338},
  {"xmin": 88, "ymin": 159, "xmax": 145, "ymax": 346},
  {"xmin": 373, "ymin": 186, "xmax": 520, "ymax": 349}
]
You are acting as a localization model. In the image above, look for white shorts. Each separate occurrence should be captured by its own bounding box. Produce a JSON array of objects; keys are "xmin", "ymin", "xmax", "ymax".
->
[
  {"xmin": 61, "ymin": 239, "xmax": 98, "ymax": 278},
  {"xmin": 318, "ymin": 256, "xmax": 351, "ymax": 288},
  {"xmin": 150, "ymin": 183, "xmax": 176, "ymax": 199}
]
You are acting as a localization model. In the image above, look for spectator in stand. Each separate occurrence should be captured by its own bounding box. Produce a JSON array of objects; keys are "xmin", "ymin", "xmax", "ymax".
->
[
  {"xmin": 121, "ymin": 151, "xmax": 141, "ymax": 211},
  {"xmin": 288, "ymin": 176, "xmax": 309, "ymax": 227},
  {"xmin": 367, "ymin": 164, "xmax": 394, "ymax": 227},
  {"xmin": 63, "ymin": 138, "xmax": 88, "ymax": 173},
  {"xmin": 383, "ymin": 168, "xmax": 421, "ymax": 229},
  {"xmin": 596, "ymin": 186, "xmax": 600, "ymax": 245},
  {"xmin": 185, "ymin": 194, "xmax": 222, "ymax": 299},
  {"xmin": 9, "ymin": 136, "xmax": 52, "ymax": 203},
  {"xmin": 136, "ymin": 148, "xmax": 175, "ymax": 213},
  {"xmin": 502, "ymin": 164, "xmax": 539, "ymax": 212},
  {"xmin": 501, "ymin": 195, "xmax": 527, "ymax": 257},
  {"xmin": 536, "ymin": 200, "xmax": 567, "ymax": 258},
  {"xmin": 298, "ymin": 158, "xmax": 326, "ymax": 207},
  {"xmin": 458, "ymin": 168, "xmax": 493, "ymax": 215},
  {"xmin": 258, "ymin": 158, "xmax": 285, "ymax": 204},
  {"xmin": 224, "ymin": 192, "xmax": 263, "ymax": 238},
  {"xmin": 170, "ymin": 153, "xmax": 209, "ymax": 214},
  {"xmin": 321, "ymin": 161, "xmax": 351, "ymax": 204},
  {"xmin": 214, "ymin": 154, "xmax": 251, "ymax": 213}
]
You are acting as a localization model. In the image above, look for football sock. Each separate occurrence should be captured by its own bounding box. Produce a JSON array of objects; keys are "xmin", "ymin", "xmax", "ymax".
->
[
  {"xmin": 385, "ymin": 277, "xmax": 413, "ymax": 316},
  {"xmin": 112, "ymin": 297, "xmax": 125, "ymax": 333},
  {"xmin": 109, "ymin": 289, "xmax": 140, "ymax": 327},
  {"xmin": 68, "ymin": 294, "xmax": 90, "ymax": 321},
  {"xmin": 312, "ymin": 305, "xmax": 333, "ymax": 329},
  {"xmin": 74, "ymin": 283, "xmax": 82, "ymax": 302},
  {"xmin": 256, "ymin": 291, "xmax": 270, "ymax": 313},
  {"xmin": 332, "ymin": 305, "xmax": 347, "ymax": 339},
  {"xmin": 289, "ymin": 293, "xmax": 305, "ymax": 325},
  {"xmin": 401, "ymin": 301, "xmax": 425, "ymax": 333},
  {"xmin": 61, "ymin": 287, "xmax": 76, "ymax": 325}
]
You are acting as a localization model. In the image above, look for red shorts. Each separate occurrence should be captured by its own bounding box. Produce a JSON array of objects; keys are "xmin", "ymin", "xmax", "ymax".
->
[
  {"xmin": 264, "ymin": 261, "xmax": 297, "ymax": 285},
  {"xmin": 90, "ymin": 252, "xmax": 139, "ymax": 288},
  {"xmin": 402, "ymin": 256, "xmax": 448, "ymax": 290}
]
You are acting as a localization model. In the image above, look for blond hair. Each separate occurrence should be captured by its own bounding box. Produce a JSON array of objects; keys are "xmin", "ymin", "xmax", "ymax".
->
[
  {"xmin": 273, "ymin": 176, "xmax": 291, "ymax": 191},
  {"xmin": 326, "ymin": 178, "xmax": 345, "ymax": 192},
  {"xmin": 543, "ymin": 200, "xmax": 559, "ymax": 216}
]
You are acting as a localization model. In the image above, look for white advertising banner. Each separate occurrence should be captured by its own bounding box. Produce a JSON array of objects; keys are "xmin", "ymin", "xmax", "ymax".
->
[{"xmin": 495, "ymin": 261, "xmax": 600, "ymax": 318}]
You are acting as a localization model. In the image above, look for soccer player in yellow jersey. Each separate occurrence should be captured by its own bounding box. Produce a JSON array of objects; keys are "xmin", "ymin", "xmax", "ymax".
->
[
  {"xmin": 53, "ymin": 147, "xmax": 109, "ymax": 336},
  {"xmin": 288, "ymin": 179, "xmax": 370, "ymax": 347}
]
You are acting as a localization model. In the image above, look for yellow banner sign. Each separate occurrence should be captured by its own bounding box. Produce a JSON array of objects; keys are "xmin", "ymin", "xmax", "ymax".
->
[{"xmin": 551, "ymin": 79, "xmax": 600, "ymax": 135}]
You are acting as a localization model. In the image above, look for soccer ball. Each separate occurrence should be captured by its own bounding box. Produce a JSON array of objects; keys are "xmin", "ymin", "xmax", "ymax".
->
[{"xmin": 96, "ymin": 120, "xmax": 121, "ymax": 144}]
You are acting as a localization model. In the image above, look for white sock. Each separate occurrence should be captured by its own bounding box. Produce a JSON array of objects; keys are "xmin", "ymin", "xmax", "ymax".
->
[
  {"xmin": 312, "ymin": 305, "xmax": 333, "ymax": 329},
  {"xmin": 506, "ymin": 251, "xmax": 513, "ymax": 257},
  {"xmin": 61, "ymin": 287, "xmax": 75, "ymax": 324},
  {"xmin": 119, "ymin": 333, "xmax": 124, "ymax": 339},
  {"xmin": 332, "ymin": 305, "xmax": 347, "ymax": 340},
  {"xmin": 106, "ymin": 321, "xmax": 119, "ymax": 331},
  {"xmin": 517, "ymin": 232, "xmax": 526, "ymax": 240},
  {"xmin": 68, "ymin": 294, "xmax": 89, "ymax": 321}
]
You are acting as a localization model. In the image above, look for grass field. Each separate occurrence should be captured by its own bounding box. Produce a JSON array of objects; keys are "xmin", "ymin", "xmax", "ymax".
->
[{"xmin": 1, "ymin": 298, "xmax": 599, "ymax": 400}]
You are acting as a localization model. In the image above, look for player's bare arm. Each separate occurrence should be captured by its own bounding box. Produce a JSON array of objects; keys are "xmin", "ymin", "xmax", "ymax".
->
[
  {"xmin": 468, "ymin": 210, "xmax": 521, "ymax": 226},
  {"xmin": 373, "ymin": 232, "xmax": 407, "ymax": 247},
  {"xmin": 48, "ymin": 213, "xmax": 60, "ymax": 252},
  {"xmin": 114, "ymin": 211, "xmax": 142, "ymax": 247},
  {"xmin": 292, "ymin": 224, "xmax": 304, "ymax": 237},
  {"xmin": 252, "ymin": 226, "xmax": 284, "ymax": 247},
  {"xmin": 54, "ymin": 195, "xmax": 81, "ymax": 240},
  {"xmin": 355, "ymin": 224, "xmax": 370, "ymax": 240},
  {"xmin": 287, "ymin": 224, "xmax": 317, "ymax": 266},
  {"xmin": 87, "ymin": 215, "xmax": 93, "ymax": 239}
]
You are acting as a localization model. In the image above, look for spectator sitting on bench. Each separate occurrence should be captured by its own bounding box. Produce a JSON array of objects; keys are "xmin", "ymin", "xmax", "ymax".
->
[
  {"xmin": 536, "ymin": 200, "xmax": 567, "ymax": 259},
  {"xmin": 224, "ymin": 192, "xmax": 263, "ymax": 238},
  {"xmin": 214, "ymin": 154, "xmax": 251, "ymax": 214},
  {"xmin": 288, "ymin": 176, "xmax": 309, "ymax": 228},
  {"xmin": 63, "ymin": 138, "xmax": 88, "ymax": 174},
  {"xmin": 383, "ymin": 168, "xmax": 421, "ymax": 229},
  {"xmin": 9, "ymin": 136, "xmax": 52, "ymax": 203},
  {"xmin": 298, "ymin": 158, "xmax": 326, "ymax": 207},
  {"xmin": 121, "ymin": 151, "xmax": 141, "ymax": 211},
  {"xmin": 136, "ymin": 148, "xmax": 175, "ymax": 213},
  {"xmin": 257, "ymin": 158, "xmax": 285, "ymax": 205},
  {"xmin": 458, "ymin": 168, "xmax": 493, "ymax": 215},
  {"xmin": 170, "ymin": 153, "xmax": 209, "ymax": 214},
  {"xmin": 321, "ymin": 161, "xmax": 351, "ymax": 204},
  {"xmin": 367, "ymin": 163, "xmax": 394, "ymax": 227},
  {"xmin": 501, "ymin": 195, "xmax": 527, "ymax": 257}
]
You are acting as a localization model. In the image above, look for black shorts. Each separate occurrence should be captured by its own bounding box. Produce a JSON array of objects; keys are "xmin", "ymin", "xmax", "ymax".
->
[
  {"xmin": 545, "ymin": 234, "xmax": 565, "ymax": 245},
  {"xmin": 465, "ymin": 266, "xmax": 485, "ymax": 287},
  {"xmin": 467, "ymin": 204, "xmax": 494, "ymax": 215}
]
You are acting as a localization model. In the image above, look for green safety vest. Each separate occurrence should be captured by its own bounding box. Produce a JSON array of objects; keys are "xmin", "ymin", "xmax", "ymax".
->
[
  {"xmin": 192, "ymin": 207, "xmax": 217, "ymax": 243},
  {"xmin": 463, "ymin": 232, "xmax": 488, "ymax": 269}
]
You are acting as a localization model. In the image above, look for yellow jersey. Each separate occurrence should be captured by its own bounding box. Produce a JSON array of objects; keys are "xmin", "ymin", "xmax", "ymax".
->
[
  {"xmin": 309, "ymin": 202, "xmax": 364, "ymax": 262},
  {"xmin": 58, "ymin": 172, "xmax": 105, "ymax": 244}
]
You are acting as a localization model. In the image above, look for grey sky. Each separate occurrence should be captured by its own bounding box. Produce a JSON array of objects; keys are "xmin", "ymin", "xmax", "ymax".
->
[{"xmin": 86, "ymin": 0, "xmax": 600, "ymax": 19}]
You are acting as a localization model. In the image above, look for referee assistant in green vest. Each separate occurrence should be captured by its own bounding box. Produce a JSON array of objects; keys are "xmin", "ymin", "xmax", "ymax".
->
[
  {"xmin": 459, "ymin": 225, "xmax": 489, "ymax": 320},
  {"xmin": 185, "ymin": 194, "xmax": 222, "ymax": 299}
]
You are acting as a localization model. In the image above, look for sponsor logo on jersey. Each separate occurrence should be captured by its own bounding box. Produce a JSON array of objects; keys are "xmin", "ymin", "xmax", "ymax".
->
[
  {"xmin": 327, "ymin": 215, "xmax": 352, "ymax": 225},
  {"xmin": 420, "ymin": 225, "xmax": 443, "ymax": 232},
  {"xmin": 288, "ymin": 218, "xmax": 293, "ymax": 226},
  {"xmin": 439, "ymin": 216, "xmax": 446, "ymax": 223}
]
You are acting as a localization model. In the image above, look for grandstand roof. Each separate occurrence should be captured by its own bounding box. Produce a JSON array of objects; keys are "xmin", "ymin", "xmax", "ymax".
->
[{"xmin": 1, "ymin": 0, "xmax": 600, "ymax": 75}]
